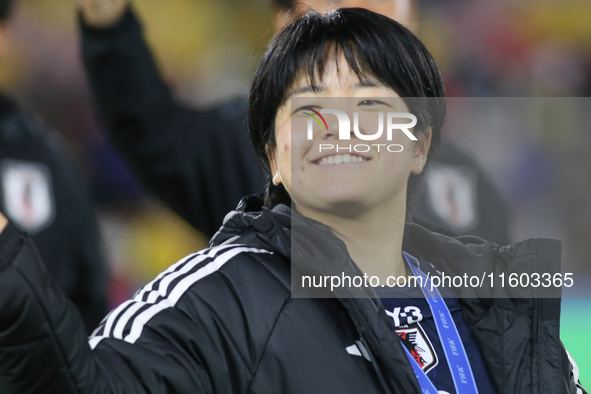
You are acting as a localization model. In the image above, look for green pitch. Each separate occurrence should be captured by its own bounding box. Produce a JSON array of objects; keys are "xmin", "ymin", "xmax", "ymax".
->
[{"xmin": 561, "ymin": 298, "xmax": 591, "ymax": 386}]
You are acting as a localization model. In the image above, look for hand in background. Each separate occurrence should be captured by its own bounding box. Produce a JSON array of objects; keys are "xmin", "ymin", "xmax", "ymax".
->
[
  {"xmin": 0, "ymin": 211, "xmax": 7, "ymax": 234},
  {"xmin": 78, "ymin": 0, "xmax": 129, "ymax": 28}
]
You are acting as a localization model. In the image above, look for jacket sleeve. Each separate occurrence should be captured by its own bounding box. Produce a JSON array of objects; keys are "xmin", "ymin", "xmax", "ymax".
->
[
  {"xmin": 79, "ymin": 8, "xmax": 265, "ymax": 237},
  {"xmin": 0, "ymin": 223, "xmax": 216, "ymax": 393}
]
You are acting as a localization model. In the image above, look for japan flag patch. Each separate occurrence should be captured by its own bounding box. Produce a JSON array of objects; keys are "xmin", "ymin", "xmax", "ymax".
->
[
  {"xmin": 424, "ymin": 164, "xmax": 478, "ymax": 232},
  {"xmin": 396, "ymin": 322, "xmax": 439, "ymax": 374},
  {"xmin": 1, "ymin": 159, "xmax": 55, "ymax": 234}
]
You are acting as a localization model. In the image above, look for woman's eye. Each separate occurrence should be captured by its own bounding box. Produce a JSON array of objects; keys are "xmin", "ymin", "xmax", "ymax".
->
[{"xmin": 358, "ymin": 100, "xmax": 386, "ymax": 106}]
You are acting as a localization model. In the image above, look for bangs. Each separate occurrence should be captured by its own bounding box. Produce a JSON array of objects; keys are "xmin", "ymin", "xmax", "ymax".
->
[
  {"xmin": 269, "ymin": 9, "xmax": 445, "ymax": 114},
  {"xmin": 276, "ymin": 10, "xmax": 410, "ymax": 108},
  {"xmin": 254, "ymin": 9, "xmax": 445, "ymax": 143},
  {"xmin": 283, "ymin": 40, "xmax": 376, "ymax": 105}
]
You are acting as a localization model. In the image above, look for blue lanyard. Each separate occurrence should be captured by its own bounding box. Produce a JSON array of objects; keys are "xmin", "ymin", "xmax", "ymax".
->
[{"xmin": 401, "ymin": 252, "xmax": 479, "ymax": 394}]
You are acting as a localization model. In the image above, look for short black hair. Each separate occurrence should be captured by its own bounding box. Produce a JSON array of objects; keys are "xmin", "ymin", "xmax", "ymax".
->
[
  {"xmin": 0, "ymin": 0, "xmax": 12, "ymax": 22},
  {"xmin": 248, "ymin": 8, "xmax": 446, "ymax": 212}
]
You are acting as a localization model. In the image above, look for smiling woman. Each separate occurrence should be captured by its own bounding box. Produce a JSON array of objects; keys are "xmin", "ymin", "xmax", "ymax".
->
[
  {"xmin": 0, "ymin": 7, "xmax": 585, "ymax": 394},
  {"xmin": 249, "ymin": 9, "xmax": 446, "ymax": 211}
]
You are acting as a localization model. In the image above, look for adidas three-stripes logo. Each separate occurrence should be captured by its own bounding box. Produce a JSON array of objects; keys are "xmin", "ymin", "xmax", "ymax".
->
[{"xmin": 88, "ymin": 244, "xmax": 272, "ymax": 350}]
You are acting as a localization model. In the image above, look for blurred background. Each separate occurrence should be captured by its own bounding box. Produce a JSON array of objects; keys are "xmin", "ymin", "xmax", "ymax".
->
[{"xmin": 2, "ymin": 0, "xmax": 589, "ymax": 382}]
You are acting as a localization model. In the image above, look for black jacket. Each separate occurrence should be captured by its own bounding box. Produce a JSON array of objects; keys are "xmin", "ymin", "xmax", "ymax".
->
[
  {"xmin": 80, "ymin": 8, "xmax": 511, "ymax": 244},
  {"xmin": 0, "ymin": 195, "xmax": 584, "ymax": 393},
  {"xmin": 0, "ymin": 95, "xmax": 107, "ymax": 332}
]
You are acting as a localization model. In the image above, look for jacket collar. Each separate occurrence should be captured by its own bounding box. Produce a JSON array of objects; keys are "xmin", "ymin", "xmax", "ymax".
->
[
  {"xmin": 212, "ymin": 194, "xmax": 563, "ymax": 301},
  {"xmin": 211, "ymin": 194, "xmax": 498, "ymax": 284}
]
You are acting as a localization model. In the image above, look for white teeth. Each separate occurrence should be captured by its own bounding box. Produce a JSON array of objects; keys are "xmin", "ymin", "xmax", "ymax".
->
[{"xmin": 317, "ymin": 154, "xmax": 368, "ymax": 165}]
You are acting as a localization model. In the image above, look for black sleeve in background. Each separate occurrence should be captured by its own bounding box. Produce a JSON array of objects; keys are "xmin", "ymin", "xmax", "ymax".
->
[{"xmin": 80, "ymin": 8, "xmax": 265, "ymax": 238}]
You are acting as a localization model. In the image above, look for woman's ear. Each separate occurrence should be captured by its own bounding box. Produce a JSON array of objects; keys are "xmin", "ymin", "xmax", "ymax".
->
[
  {"xmin": 266, "ymin": 145, "xmax": 282, "ymax": 185},
  {"xmin": 411, "ymin": 128, "xmax": 432, "ymax": 174}
]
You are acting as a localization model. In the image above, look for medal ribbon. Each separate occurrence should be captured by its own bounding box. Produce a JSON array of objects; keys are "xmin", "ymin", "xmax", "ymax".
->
[{"xmin": 400, "ymin": 252, "xmax": 479, "ymax": 394}]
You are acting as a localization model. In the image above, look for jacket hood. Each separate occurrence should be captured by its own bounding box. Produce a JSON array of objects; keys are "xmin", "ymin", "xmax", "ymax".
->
[{"xmin": 210, "ymin": 194, "xmax": 291, "ymax": 255}]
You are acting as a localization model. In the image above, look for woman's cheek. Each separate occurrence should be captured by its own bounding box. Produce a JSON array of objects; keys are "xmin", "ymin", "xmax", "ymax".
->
[{"xmin": 271, "ymin": 128, "xmax": 290, "ymax": 189}]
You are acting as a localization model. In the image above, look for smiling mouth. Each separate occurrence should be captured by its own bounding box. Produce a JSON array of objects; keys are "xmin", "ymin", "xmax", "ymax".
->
[{"xmin": 313, "ymin": 154, "xmax": 370, "ymax": 166}]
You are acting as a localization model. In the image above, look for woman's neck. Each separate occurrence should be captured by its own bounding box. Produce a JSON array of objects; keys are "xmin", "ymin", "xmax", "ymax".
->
[{"xmin": 297, "ymin": 199, "xmax": 409, "ymax": 282}]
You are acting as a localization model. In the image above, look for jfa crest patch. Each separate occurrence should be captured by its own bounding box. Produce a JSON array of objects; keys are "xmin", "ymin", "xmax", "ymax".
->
[
  {"xmin": 424, "ymin": 164, "xmax": 478, "ymax": 232},
  {"xmin": 1, "ymin": 159, "xmax": 55, "ymax": 234},
  {"xmin": 396, "ymin": 322, "xmax": 438, "ymax": 374}
]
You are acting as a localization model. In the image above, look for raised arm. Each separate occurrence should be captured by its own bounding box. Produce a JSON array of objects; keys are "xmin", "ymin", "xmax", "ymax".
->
[{"xmin": 78, "ymin": 1, "xmax": 265, "ymax": 237}]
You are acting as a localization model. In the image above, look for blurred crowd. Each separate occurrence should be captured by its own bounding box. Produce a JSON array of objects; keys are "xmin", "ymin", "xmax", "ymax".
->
[
  {"xmin": 2, "ymin": 0, "xmax": 590, "ymax": 347},
  {"xmin": 421, "ymin": 0, "xmax": 591, "ymax": 282}
]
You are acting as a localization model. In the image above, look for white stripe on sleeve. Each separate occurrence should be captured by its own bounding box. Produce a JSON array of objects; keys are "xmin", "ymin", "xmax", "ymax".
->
[{"xmin": 89, "ymin": 244, "xmax": 271, "ymax": 350}]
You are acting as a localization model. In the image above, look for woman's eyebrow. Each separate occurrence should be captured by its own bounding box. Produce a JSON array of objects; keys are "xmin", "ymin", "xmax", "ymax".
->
[
  {"xmin": 352, "ymin": 78, "xmax": 386, "ymax": 89},
  {"xmin": 285, "ymin": 79, "xmax": 385, "ymax": 99},
  {"xmin": 286, "ymin": 84, "xmax": 326, "ymax": 98}
]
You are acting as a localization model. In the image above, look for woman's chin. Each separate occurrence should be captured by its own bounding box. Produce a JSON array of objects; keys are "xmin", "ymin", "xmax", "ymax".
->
[{"xmin": 294, "ymin": 195, "xmax": 375, "ymax": 219}]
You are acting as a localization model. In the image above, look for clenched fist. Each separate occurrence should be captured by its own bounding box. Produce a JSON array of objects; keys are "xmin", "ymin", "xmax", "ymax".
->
[{"xmin": 78, "ymin": 0, "xmax": 129, "ymax": 28}]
